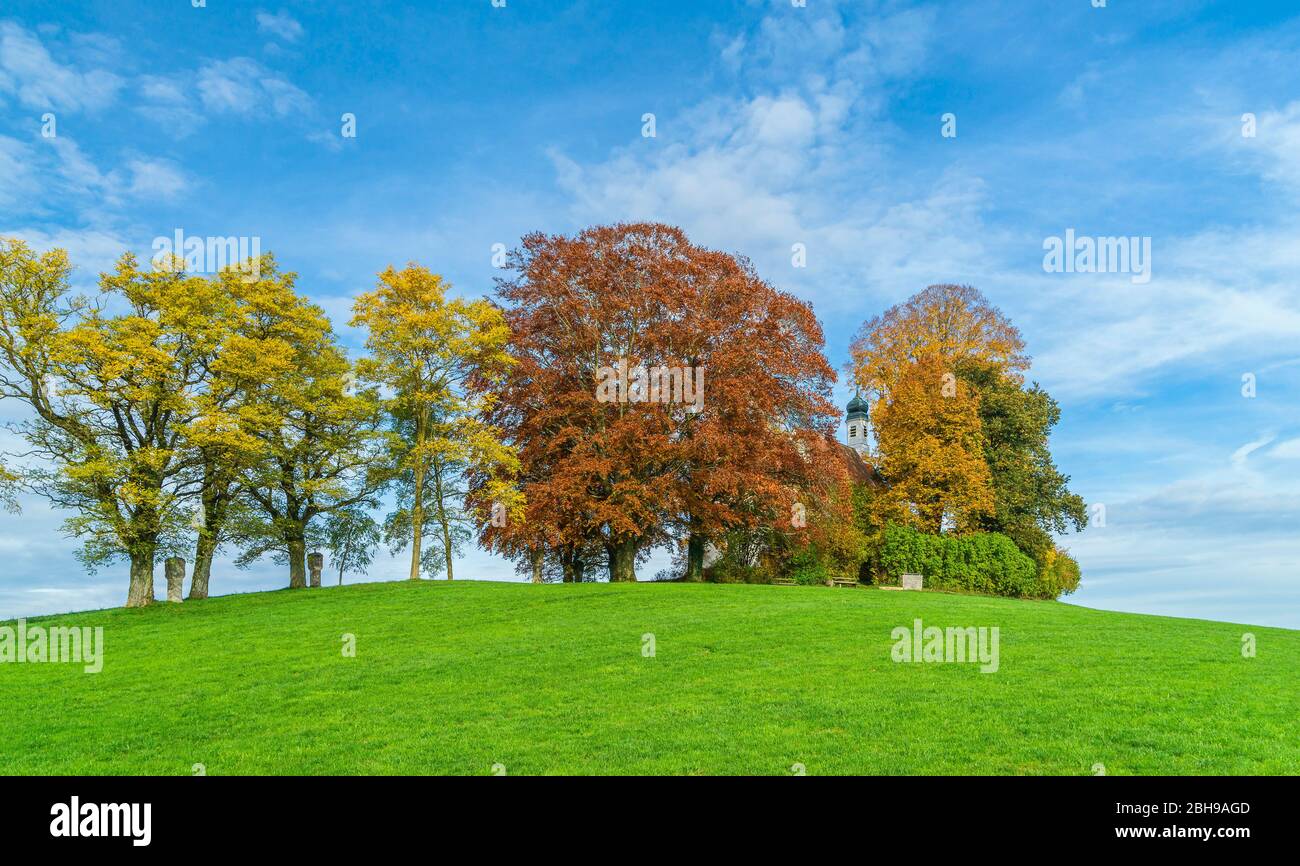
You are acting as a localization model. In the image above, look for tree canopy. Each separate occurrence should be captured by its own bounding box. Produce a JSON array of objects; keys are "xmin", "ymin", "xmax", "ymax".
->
[
  {"xmin": 0, "ymin": 237, "xmax": 1087, "ymax": 606},
  {"xmin": 477, "ymin": 222, "xmax": 841, "ymax": 583},
  {"xmin": 850, "ymin": 283, "xmax": 1085, "ymax": 590},
  {"xmin": 351, "ymin": 263, "xmax": 518, "ymax": 582}
]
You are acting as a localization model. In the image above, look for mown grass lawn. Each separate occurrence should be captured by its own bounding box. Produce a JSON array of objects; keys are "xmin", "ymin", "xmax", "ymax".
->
[{"xmin": 1, "ymin": 580, "xmax": 1296, "ymax": 775}]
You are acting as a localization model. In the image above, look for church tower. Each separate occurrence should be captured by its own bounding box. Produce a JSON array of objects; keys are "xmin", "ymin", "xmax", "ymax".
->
[{"xmin": 846, "ymin": 392, "xmax": 869, "ymax": 455}]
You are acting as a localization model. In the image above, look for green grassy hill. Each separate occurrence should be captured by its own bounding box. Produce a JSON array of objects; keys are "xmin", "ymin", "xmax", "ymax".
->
[{"xmin": 2, "ymin": 580, "xmax": 1296, "ymax": 775}]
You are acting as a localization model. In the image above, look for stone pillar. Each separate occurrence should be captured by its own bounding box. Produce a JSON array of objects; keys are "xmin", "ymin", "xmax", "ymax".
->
[
  {"xmin": 308, "ymin": 552, "xmax": 324, "ymax": 588},
  {"xmin": 165, "ymin": 557, "xmax": 186, "ymax": 602}
]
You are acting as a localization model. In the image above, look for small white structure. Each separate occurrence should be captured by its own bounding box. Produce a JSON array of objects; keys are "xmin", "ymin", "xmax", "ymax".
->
[{"xmin": 901, "ymin": 573, "xmax": 923, "ymax": 591}]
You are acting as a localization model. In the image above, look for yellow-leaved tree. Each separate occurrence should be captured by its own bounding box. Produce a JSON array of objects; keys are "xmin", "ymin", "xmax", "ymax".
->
[
  {"xmin": 0, "ymin": 239, "xmax": 226, "ymax": 606},
  {"xmin": 228, "ymin": 260, "xmax": 386, "ymax": 589},
  {"xmin": 850, "ymin": 283, "xmax": 1029, "ymax": 398},
  {"xmin": 351, "ymin": 264, "xmax": 518, "ymax": 581},
  {"xmin": 850, "ymin": 284, "xmax": 1023, "ymax": 535},
  {"xmin": 182, "ymin": 259, "xmax": 299, "ymax": 598},
  {"xmin": 871, "ymin": 354, "xmax": 994, "ymax": 533}
]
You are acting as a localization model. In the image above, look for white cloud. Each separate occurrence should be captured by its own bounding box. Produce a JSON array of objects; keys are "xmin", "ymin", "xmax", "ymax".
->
[
  {"xmin": 746, "ymin": 95, "xmax": 817, "ymax": 148},
  {"xmin": 1269, "ymin": 437, "xmax": 1300, "ymax": 459},
  {"xmin": 260, "ymin": 75, "xmax": 313, "ymax": 116},
  {"xmin": 135, "ymin": 74, "xmax": 205, "ymax": 134},
  {"xmin": 550, "ymin": 5, "xmax": 1002, "ymax": 320},
  {"xmin": 139, "ymin": 58, "xmax": 313, "ymax": 133},
  {"xmin": 1230, "ymin": 434, "xmax": 1275, "ymax": 468},
  {"xmin": 256, "ymin": 10, "xmax": 305, "ymax": 44},
  {"xmin": 557, "ymin": 6, "xmax": 1300, "ymax": 405},
  {"xmin": 1026, "ymin": 262, "xmax": 1300, "ymax": 400},
  {"xmin": 0, "ymin": 20, "xmax": 316, "ymax": 137},
  {"xmin": 197, "ymin": 57, "xmax": 312, "ymax": 118},
  {"xmin": 1244, "ymin": 100, "xmax": 1300, "ymax": 192},
  {"xmin": 307, "ymin": 128, "xmax": 344, "ymax": 151},
  {"xmin": 0, "ymin": 131, "xmax": 191, "ymax": 230},
  {"xmin": 49, "ymin": 136, "xmax": 117, "ymax": 196},
  {"xmin": 0, "ymin": 21, "xmax": 122, "ymax": 112},
  {"xmin": 553, "ymin": 3, "xmax": 1300, "ymax": 409},
  {"xmin": 0, "ymin": 135, "xmax": 38, "ymax": 209},
  {"xmin": 126, "ymin": 158, "xmax": 189, "ymax": 201},
  {"xmin": 1065, "ymin": 434, "xmax": 1300, "ymax": 628}
]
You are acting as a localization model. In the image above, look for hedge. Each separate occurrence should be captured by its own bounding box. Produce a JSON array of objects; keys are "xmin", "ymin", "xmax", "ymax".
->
[{"xmin": 877, "ymin": 523, "xmax": 1039, "ymax": 598}]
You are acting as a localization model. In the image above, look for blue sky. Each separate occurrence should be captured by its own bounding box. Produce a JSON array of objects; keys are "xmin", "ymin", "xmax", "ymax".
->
[{"xmin": 1, "ymin": 0, "xmax": 1298, "ymax": 628}]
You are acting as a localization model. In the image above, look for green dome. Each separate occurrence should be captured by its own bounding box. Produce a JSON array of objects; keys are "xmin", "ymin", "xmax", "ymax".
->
[{"xmin": 846, "ymin": 393, "xmax": 868, "ymax": 415}]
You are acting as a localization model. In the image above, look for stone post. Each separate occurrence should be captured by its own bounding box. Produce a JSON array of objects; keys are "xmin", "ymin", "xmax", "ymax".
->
[
  {"xmin": 165, "ymin": 557, "xmax": 186, "ymax": 602},
  {"xmin": 308, "ymin": 552, "xmax": 324, "ymax": 588}
]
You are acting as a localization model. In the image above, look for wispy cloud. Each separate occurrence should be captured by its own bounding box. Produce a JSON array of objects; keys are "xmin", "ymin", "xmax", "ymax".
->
[
  {"xmin": 256, "ymin": 10, "xmax": 305, "ymax": 44},
  {"xmin": 552, "ymin": 4, "xmax": 959, "ymax": 317},
  {"xmin": 1231, "ymin": 434, "xmax": 1275, "ymax": 467},
  {"xmin": 197, "ymin": 57, "xmax": 312, "ymax": 118},
  {"xmin": 125, "ymin": 157, "xmax": 189, "ymax": 201},
  {"xmin": 1269, "ymin": 437, "xmax": 1300, "ymax": 459},
  {"xmin": 0, "ymin": 21, "xmax": 123, "ymax": 112}
]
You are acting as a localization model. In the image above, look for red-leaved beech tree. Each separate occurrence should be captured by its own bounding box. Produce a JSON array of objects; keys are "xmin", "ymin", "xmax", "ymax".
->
[{"xmin": 472, "ymin": 223, "xmax": 839, "ymax": 582}]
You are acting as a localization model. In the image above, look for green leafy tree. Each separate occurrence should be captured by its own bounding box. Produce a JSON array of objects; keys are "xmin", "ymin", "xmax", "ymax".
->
[
  {"xmin": 322, "ymin": 504, "xmax": 381, "ymax": 585},
  {"xmin": 956, "ymin": 360, "xmax": 1087, "ymax": 562}
]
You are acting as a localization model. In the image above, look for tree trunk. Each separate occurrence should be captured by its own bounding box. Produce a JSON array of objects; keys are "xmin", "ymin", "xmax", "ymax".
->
[
  {"xmin": 561, "ymin": 547, "xmax": 577, "ymax": 583},
  {"xmin": 606, "ymin": 537, "xmax": 637, "ymax": 582},
  {"xmin": 430, "ymin": 455, "xmax": 454, "ymax": 581},
  {"xmin": 442, "ymin": 517, "xmax": 454, "ymax": 581},
  {"xmin": 190, "ymin": 469, "xmax": 228, "ymax": 600},
  {"xmin": 410, "ymin": 412, "xmax": 428, "ymax": 580},
  {"xmin": 530, "ymin": 546, "xmax": 543, "ymax": 584},
  {"xmin": 189, "ymin": 532, "xmax": 216, "ymax": 599},
  {"xmin": 125, "ymin": 546, "xmax": 157, "ymax": 607},
  {"xmin": 409, "ymin": 468, "xmax": 424, "ymax": 581},
  {"xmin": 287, "ymin": 534, "xmax": 308, "ymax": 589},
  {"xmin": 685, "ymin": 531, "xmax": 705, "ymax": 582}
]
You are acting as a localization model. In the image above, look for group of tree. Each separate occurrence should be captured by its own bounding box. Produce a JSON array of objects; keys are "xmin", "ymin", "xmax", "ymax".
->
[
  {"xmin": 849, "ymin": 283, "xmax": 1086, "ymax": 596},
  {"xmin": 0, "ymin": 238, "xmax": 512, "ymax": 606},
  {"xmin": 0, "ymin": 228, "xmax": 1086, "ymax": 607}
]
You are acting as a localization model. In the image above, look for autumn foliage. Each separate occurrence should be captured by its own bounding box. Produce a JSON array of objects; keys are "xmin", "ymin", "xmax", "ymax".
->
[
  {"xmin": 0, "ymin": 233, "xmax": 1083, "ymax": 606},
  {"xmin": 475, "ymin": 223, "xmax": 842, "ymax": 583},
  {"xmin": 850, "ymin": 283, "xmax": 1084, "ymax": 592}
]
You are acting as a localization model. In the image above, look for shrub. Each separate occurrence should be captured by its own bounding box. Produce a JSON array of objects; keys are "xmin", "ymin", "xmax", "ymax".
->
[
  {"xmin": 877, "ymin": 523, "xmax": 1040, "ymax": 598},
  {"xmin": 704, "ymin": 557, "xmax": 773, "ymax": 584},
  {"xmin": 788, "ymin": 547, "xmax": 831, "ymax": 586},
  {"xmin": 1034, "ymin": 546, "xmax": 1081, "ymax": 598}
]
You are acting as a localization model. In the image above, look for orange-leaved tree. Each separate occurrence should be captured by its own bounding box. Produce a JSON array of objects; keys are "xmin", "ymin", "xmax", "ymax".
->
[{"xmin": 476, "ymin": 223, "xmax": 838, "ymax": 582}]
